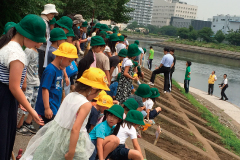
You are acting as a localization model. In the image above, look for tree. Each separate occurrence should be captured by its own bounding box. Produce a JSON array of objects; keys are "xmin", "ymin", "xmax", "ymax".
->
[
  {"xmin": 159, "ymin": 26, "xmax": 177, "ymax": 36},
  {"xmin": 214, "ymin": 30, "xmax": 225, "ymax": 43},
  {"xmin": 146, "ymin": 24, "xmax": 159, "ymax": 34},
  {"xmin": 198, "ymin": 27, "xmax": 214, "ymax": 42},
  {"xmin": 189, "ymin": 25, "xmax": 194, "ymax": 32},
  {"xmin": 127, "ymin": 21, "xmax": 138, "ymax": 31},
  {"xmin": 225, "ymin": 30, "xmax": 240, "ymax": 46},
  {"xmin": 188, "ymin": 30, "xmax": 198, "ymax": 40},
  {"xmin": 177, "ymin": 28, "xmax": 189, "ymax": 39}
]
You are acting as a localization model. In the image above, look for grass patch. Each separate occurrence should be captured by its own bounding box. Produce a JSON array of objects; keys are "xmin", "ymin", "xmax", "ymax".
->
[
  {"xmin": 167, "ymin": 39, "xmax": 240, "ymax": 53},
  {"xmin": 172, "ymin": 79, "xmax": 240, "ymax": 156}
]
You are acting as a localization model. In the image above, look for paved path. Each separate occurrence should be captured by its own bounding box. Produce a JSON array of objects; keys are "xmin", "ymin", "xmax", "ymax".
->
[{"xmin": 179, "ymin": 83, "xmax": 240, "ymax": 124}]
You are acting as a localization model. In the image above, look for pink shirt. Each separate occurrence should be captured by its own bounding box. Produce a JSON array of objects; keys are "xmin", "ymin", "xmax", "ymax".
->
[{"xmin": 90, "ymin": 52, "xmax": 96, "ymax": 68}]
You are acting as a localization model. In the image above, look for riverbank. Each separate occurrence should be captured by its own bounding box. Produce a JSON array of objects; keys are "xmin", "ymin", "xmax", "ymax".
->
[{"xmin": 152, "ymin": 41, "xmax": 240, "ymax": 60}]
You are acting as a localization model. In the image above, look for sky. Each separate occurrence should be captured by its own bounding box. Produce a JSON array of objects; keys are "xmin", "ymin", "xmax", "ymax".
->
[{"xmin": 183, "ymin": 0, "xmax": 240, "ymax": 20}]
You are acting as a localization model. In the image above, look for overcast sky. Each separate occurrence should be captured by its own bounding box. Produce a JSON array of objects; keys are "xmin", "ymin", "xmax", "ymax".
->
[{"xmin": 183, "ymin": 0, "xmax": 240, "ymax": 20}]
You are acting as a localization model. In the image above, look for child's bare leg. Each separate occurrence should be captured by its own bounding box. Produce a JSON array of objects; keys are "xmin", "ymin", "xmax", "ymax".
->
[
  {"xmin": 17, "ymin": 114, "xmax": 25, "ymax": 128},
  {"xmin": 155, "ymin": 107, "xmax": 161, "ymax": 112},
  {"xmin": 141, "ymin": 72, "xmax": 144, "ymax": 81},
  {"xmin": 128, "ymin": 149, "xmax": 144, "ymax": 160},
  {"xmin": 25, "ymin": 114, "xmax": 33, "ymax": 124},
  {"xmin": 102, "ymin": 135, "xmax": 120, "ymax": 158}
]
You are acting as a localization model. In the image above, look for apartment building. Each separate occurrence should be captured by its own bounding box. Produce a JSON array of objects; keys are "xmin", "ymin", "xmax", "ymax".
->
[
  {"xmin": 211, "ymin": 15, "xmax": 240, "ymax": 34},
  {"xmin": 126, "ymin": 0, "xmax": 154, "ymax": 26},
  {"xmin": 151, "ymin": 0, "xmax": 198, "ymax": 27}
]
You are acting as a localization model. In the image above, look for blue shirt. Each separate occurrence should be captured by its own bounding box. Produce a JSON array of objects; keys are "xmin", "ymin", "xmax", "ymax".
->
[
  {"xmin": 106, "ymin": 82, "xmax": 118, "ymax": 97},
  {"xmin": 160, "ymin": 53, "xmax": 174, "ymax": 67},
  {"xmin": 86, "ymin": 106, "xmax": 101, "ymax": 132},
  {"xmin": 80, "ymin": 33, "xmax": 86, "ymax": 51},
  {"xmin": 35, "ymin": 63, "xmax": 63, "ymax": 116},
  {"xmin": 47, "ymin": 46, "xmax": 57, "ymax": 65},
  {"xmin": 89, "ymin": 120, "xmax": 115, "ymax": 140}
]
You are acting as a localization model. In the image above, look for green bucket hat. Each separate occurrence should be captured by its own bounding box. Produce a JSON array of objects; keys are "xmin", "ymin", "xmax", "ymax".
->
[
  {"xmin": 81, "ymin": 21, "xmax": 88, "ymax": 27},
  {"xmin": 66, "ymin": 28, "xmax": 75, "ymax": 37},
  {"xmin": 3, "ymin": 22, "xmax": 16, "ymax": 35},
  {"xmin": 50, "ymin": 28, "xmax": 67, "ymax": 42},
  {"xmin": 134, "ymin": 40, "xmax": 139, "ymax": 45},
  {"xmin": 133, "ymin": 61, "xmax": 138, "ymax": 67},
  {"xmin": 99, "ymin": 31, "xmax": 109, "ymax": 39},
  {"xmin": 150, "ymin": 88, "xmax": 160, "ymax": 98},
  {"xmin": 117, "ymin": 73, "xmax": 121, "ymax": 82},
  {"xmin": 118, "ymin": 49, "xmax": 127, "ymax": 58},
  {"xmin": 143, "ymin": 48, "xmax": 146, "ymax": 53},
  {"xmin": 49, "ymin": 17, "xmax": 56, "ymax": 25},
  {"xmin": 127, "ymin": 44, "xmax": 141, "ymax": 58},
  {"xmin": 118, "ymin": 35, "xmax": 124, "ymax": 42},
  {"xmin": 56, "ymin": 16, "xmax": 73, "ymax": 31},
  {"xmin": 123, "ymin": 98, "xmax": 138, "ymax": 110},
  {"xmin": 125, "ymin": 110, "xmax": 145, "ymax": 125},
  {"xmin": 90, "ymin": 36, "xmax": 106, "ymax": 47},
  {"xmin": 100, "ymin": 24, "xmax": 111, "ymax": 32},
  {"xmin": 15, "ymin": 14, "xmax": 46, "ymax": 43},
  {"xmin": 94, "ymin": 23, "xmax": 101, "ymax": 29},
  {"xmin": 112, "ymin": 28, "xmax": 118, "ymax": 33},
  {"xmin": 109, "ymin": 33, "xmax": 120, "ymax": 42},
  {"xmin": 104, "ymin": 104, "xmax": 124, "ymax": 120},
  {"xmin": 135, "ymin": 84, "xmax": 152, "ymax": 98}
]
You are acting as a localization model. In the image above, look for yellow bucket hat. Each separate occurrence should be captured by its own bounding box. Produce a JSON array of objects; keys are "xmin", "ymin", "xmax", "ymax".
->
[
  {"xmin": 77, "ymin": 67, "xmax": 110, "ymax": 91},
  {"xmin": 93, "ymin": 90, "xmax": 107, "ymax": 100},
  {"xmin": 97, "ymin": 95, "xmax": 113, "ymax": 108},
  {"xmin": 117, "ymin": 33, "xmax": 122, "ymax": 36},
  {"xmin": 52, "ymin": 42, "xmax": 78, "ymax": 59}
]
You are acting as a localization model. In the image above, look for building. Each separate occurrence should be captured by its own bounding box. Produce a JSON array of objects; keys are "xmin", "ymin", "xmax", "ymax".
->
[
  {"xmin": 211, "ymin": 15, "xmax": 240, "ymax": 34},
  {"xmin": 170, "ymin": 17, "xmax": 212, "ymax": 30},
  {"xmin": 151, "ymin": 0, "xmax": 198, "ymax": 27},
  {"xmin": 126, "ymin": 0, "xmax": 154, "ymax": 26}
]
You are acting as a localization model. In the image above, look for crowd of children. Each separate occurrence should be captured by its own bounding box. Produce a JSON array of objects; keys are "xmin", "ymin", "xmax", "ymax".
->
[{"xmin": 0, "ymin": 3, "xmax": 164, "ymax": 160}]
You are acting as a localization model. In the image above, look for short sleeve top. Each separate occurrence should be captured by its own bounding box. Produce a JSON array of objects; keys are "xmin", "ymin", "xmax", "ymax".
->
[
  {"xmin": 89, "ymin": 120, "xmax": 115, "ymax": 140},
  {"xmin": 0, "ymin": 41, "xmax": 27, "ymax": 87},
  {"xmin": 122, "ymin": 57, "xmax": 133, "ymax": 68},
  {"xmin": 117, "ymin": 124, "xmax": 137, "ymax": 144}
]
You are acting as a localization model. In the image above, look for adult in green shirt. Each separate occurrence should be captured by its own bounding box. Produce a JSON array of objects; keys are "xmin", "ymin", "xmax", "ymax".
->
[
  {"xmin": 184, "ymin": 61, "xmax": 192, "ymax": 93},
  {"xmin": 148, "ymin": 46, "xmax": 154, "ymax": 70}
]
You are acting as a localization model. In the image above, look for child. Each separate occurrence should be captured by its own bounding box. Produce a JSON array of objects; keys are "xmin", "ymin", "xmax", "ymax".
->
[
  {"xmin": 86, "ymin": 94, "xmax": 113, "ymax": 133},
  {"xmin": 92, "ymin": 36, "xmax": 111, "ymax": 84},
  {"xmin": 108, "ymin": 110, "xmax": 145, "ymax": 160},
  {"xmin": 129, "ymin": 84, "xmax": 152, "ymax": 112},
  {"xmin": 115, "ymin": 35, "xmax": 126, "ymax": 54},
  {"xmin": 46, "ymin": 28, "xmax": 67, "ymax": 65},
  {"xmin": 55, "ymin": 16, "xmax": 73, "ymax": 34},
  {"xmin": 108, "ymin": 33, "xmax": 120, "ymax": 57},
  {"xmin": 122, "ymin": 98, "xmax": 139, "ymax": 119},
  {"xmin": 21, "ymin": 67, "xmax": 110, "ymax": 159},
  {"xmin": 49, "ymin": 17, "xmax": 56, "ymax": 30},
  {"xmin": 184, "ymin": 61, "xmax": 191, "ymax": 93},
  {"xmin": 35, "ymin": 42, "xmax": 78, "ymax": 124},
  {"xmin": 0, "ymin": 14, "xmax": 45, "ymax": 160},
  {"xmin": 142, "ymin": 88, "xmax": 161, "ymax": 121},
  {"xmin": 17, "ymin": 42, "xmax": 43, "ymax": 135},
  {"xmin": 116, "ymin": 44, "xmax": 141, "ymax": 104},
  {"xmin": 89, "ymin": 104, "xmax": 124, "ymax": 160}
]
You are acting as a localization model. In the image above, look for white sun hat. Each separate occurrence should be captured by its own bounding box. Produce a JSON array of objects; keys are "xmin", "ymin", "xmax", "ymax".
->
[{"xmin": 41, "ymin": 4, "xmax": 58, "ymax": 15}]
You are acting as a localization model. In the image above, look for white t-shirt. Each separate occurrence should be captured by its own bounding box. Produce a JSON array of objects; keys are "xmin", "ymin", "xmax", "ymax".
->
[
  {"xmin": 116, "ymin": 43, "xmax": 126, "ymax": 54},
  {"xmin": 223, "ymin": 78, "xmax": 228, "ymax": 85},
  {"xmin": 122, "ymin": 57, "xmax": 133, "ymax": 67},
  {"xmin": 117, "ymin": 123, "xmax": 137, "ymax": 144},
  {"xmin": 143, "ymin": 99, "xmax": 154, "ymax": 110}
]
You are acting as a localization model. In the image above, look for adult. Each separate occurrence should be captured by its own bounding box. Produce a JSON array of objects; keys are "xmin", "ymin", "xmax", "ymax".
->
[
  {"xmin": 148, "ymin": 46, "xmax": 154, "ymax": 70},
  {"xmin": 148, "ymin": 47, "xmax": 173, "ymax": 93},
  {"xmin": 208, "ymin": 71, "xmax": 217, "ymax": 95},
  {"xmin": 219, "ymin": 74, "xmax": 228, "ymax": 101},
  {"xmin": 169, "ymin": 48, "xmax": 176, "ymax": 91},
  {"xmin": 79, "ymin": 21, "xmax": 91, "ymax": 52},
  {"xmin": 38, "ymin": 4, "xmax": 58, "ymax": 79}
]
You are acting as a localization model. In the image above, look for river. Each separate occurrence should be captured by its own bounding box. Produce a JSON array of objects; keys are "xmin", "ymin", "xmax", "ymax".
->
[{"xmin": 128, "ymin": 39, "xmax": 240, "ymax": 107}]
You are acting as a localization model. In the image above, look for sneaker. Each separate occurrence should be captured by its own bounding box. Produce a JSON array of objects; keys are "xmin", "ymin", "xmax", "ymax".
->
[
  {"xmin": 224, "ymin": 98, "xmax": 229, "ymax": 101},
  {"xmin": 219, "ymin": 98, "xmax": 223, "ymax": 100},
  {"xmin": 16, "ymin": 126, "xmax": 32, "ymax": 136},
  {"xmin": 164, "ymin": 91, "xmax": 167, "ymax": 94},
  {"xmin": 23, "ymin": 121, "xmax": 37, "ymax": 134},
  {"xmin": 148, "ymin": 82, "xmax": 154, "ymax": 86}
]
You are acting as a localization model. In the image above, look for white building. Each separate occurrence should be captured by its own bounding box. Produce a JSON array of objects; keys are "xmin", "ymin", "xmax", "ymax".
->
[
  {"xmin": 126, "ymin": 0, "xmax": 154, "ymax": 26},
  {"xmin": 211, "ymin": 15, "xmax": 240, "ymax": 34},
  {"xmin": 151, "ymin": 0, "xmax": 198, "ymax": 27}
]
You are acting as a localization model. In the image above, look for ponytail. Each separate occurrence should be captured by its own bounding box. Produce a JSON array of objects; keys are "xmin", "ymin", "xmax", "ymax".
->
[
  {"xmin": 0, "ymin": 27, "xmax": 17, "ymax": 49},
  {"xmin": 112, "ymin": 121, "xmax": 123, "ymax": 136}
]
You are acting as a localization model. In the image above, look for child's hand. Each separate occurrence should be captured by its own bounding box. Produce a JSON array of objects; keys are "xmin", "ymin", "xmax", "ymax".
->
[
  {"xmin": 31, "ymin": 110, "xmax": 44, "ymax": 126},
  {"xmin": 65, "ymin": 152, "xmax": 74, "ymax": 160},
  {"xmin": 44, "ymin": 108, "xmax": 53, "ymax": 119}
]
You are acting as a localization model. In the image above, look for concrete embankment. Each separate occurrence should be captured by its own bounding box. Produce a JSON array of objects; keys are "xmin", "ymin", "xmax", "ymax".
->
[
  {"xmin": 152, "ymin": 41, "xmax": 240, "ymax": 60},
  {"xmin": 127, "ymin": 35, "xmax": 166, "ymax": 42}
]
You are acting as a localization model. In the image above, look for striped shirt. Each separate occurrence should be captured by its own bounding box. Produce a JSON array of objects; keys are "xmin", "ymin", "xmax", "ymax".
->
[{"xmin": 0, "ymin": 41, "xmax": 27, "ymax": 88}]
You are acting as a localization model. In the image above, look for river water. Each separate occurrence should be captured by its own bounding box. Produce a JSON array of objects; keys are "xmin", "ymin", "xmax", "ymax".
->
[{"xmin": 128, "ymin": 39, "xmax": 240, "ymax": 107}]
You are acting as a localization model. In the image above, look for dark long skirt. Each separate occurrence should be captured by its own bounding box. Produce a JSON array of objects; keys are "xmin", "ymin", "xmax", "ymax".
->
[{"xmin": 0, "ymin": 82, "xmax": 18, "ymax": 160}]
